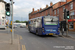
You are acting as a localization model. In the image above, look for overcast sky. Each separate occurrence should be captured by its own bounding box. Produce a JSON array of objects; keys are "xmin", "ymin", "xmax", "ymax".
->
[{"xmin": 4, "ymin": 0, "xmax": 61, "ymax": 21}]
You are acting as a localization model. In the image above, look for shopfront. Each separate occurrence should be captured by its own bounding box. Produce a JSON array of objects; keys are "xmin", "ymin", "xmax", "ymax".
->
[
  {"xmin": 68, "ymin": 19, "xmax": 75, "ymax": 31},
  {"xmin": 68, "ymin": 10, "xmax": 75, "ymax": 31}
]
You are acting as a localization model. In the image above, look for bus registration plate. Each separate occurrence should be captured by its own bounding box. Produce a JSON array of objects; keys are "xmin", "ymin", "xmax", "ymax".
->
[{"xmin": 49, "ymin": 33, "xmax": 53, "ymax": 35}]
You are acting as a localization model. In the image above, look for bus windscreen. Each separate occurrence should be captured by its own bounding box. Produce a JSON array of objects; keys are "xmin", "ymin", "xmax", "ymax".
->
[{"xmin": 44, "ymin": 16, "xmax": 58, "ymax": 25}]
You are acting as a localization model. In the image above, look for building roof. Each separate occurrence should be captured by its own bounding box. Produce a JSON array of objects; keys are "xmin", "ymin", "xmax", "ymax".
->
[
  {"xmin": 53, "ymin": 0, "xmax": 73, "ymax": 10},
  {"xmin": 29, "ymin": 0, "xmax": 73, "ymax": 15},
  {"xmin": 39, "ymin": 6, "xmax": 52, "ymax": 13},
  {"xmin": 31, "ymin": 6, "xmax": 52, "ymax": 15}
]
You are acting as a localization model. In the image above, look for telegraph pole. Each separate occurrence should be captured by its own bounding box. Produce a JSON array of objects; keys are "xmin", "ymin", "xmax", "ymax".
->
[
  {"xmin": 66, "ymin": 19, "xmax": 68, "ymax": 36},
  {"xmin": 64, "ymin": 9, "xmax": 69, "ymax": 37},
  {"xmin": 66, "ymin": 10, "xmax": 69, "ymax": 37},
  {"xmin": 10, "ymin": 0, "xmax": 14, "ymax": 44},
  {"xmin": 7, "ymin": 17, "xmax": 9, "ymax": 33}
]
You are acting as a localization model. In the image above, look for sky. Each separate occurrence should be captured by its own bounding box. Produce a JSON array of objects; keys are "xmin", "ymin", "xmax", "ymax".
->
[{"xmin": 4, "ymin": 0, "xmax": 61, "ymax": 21}]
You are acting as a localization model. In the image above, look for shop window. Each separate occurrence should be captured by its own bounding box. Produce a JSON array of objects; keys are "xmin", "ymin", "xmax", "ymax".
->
[{"xmin": 69, "ymin": 22, "xmax": 74, "ymax": 29}]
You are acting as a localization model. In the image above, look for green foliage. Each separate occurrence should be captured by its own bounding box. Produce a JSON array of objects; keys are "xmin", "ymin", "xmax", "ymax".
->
[
  {"xmin": 15, "ymin": 20, "xmax": 20, "ymax": 23},
  {"xmin": 15, "ymin": 20, "xmax": 27, "ymax": 23}
]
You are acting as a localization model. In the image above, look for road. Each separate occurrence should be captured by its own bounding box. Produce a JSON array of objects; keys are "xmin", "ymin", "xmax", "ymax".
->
[
  {"xmin": 14, "ymin": 27, "xmax": 75, "ymax": 50},
  {"xmin": 0, "ymin": 27, "xmax": 75, "ymax": 50}
]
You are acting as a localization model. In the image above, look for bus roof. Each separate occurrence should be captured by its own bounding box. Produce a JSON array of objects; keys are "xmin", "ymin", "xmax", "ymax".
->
[
  {"xmin": 29, "ymin": 16, "xmax": 42, "ymax": 21},
  {"xmin": 29, "ymin": 16, "xmax": 58, "ymax": 21}
]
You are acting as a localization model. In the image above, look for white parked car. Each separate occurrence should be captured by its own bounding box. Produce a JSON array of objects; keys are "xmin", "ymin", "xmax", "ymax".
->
[{"xmin": 20, "ymin": 25, "xmax": 25, "ymax": 28}]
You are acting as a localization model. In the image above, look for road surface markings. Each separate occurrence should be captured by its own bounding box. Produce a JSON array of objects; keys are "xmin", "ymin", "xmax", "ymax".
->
[
  {"xmin": 22, "ymin": 45, "xmax": 26, "ymax": 50},
  {"xmin": 20, "ymin": 36, "xmax": 22, "ymax": 39},
  {"xmin": 63, "ymin": 36, "xmax": 75, "ymax": 41}
]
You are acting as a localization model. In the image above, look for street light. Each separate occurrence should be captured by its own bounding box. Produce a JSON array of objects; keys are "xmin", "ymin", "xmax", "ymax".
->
[
  {"xmin": 10, "ymin": 0, "xmax": 15, "ymax": 4},
  {"xmin": 67, "ymin": 11, "xmax": 70, "ymax": 19},
  {"xmin": 5, "ymin": 3, "xmax": 10, "ymax": 16},
  {"xmin": 10, "ymin": 0, "xmax": 14, "ymax": 44}
]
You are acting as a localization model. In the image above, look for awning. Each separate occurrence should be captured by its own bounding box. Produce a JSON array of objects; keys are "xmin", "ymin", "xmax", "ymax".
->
[{"xmin": 68, "ymin": 19, "xmax": 75, "ymax": 22}]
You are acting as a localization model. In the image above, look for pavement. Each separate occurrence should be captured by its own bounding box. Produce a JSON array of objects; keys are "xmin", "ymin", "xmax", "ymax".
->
[
  {"xmin": 0, "ymin": 29, "xmax": 20, "ymax": 50},
  {"xmin": 0, "ymin": 27, "xmax": 75, "ymax": 50},
  {"xmin": 59, "ymin": 31, "xmax": 75, "ymax": 38}
]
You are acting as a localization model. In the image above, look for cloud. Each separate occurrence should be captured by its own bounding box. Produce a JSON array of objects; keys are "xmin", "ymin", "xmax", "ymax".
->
[
  {"xmin": 4, "ymin": 0, "xmax": 61, "ymax": 21},
  {"xmin": 13, "ymin": 5, "xmax": 21, "ymax": 9}
]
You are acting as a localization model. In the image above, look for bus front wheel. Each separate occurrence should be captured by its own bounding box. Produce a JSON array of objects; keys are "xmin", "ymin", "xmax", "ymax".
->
[
  {"xmin": 36, "ymin": 30, "xmax": 38, "ymax": 35},
  {"xmin": 29, "ymin": 28, "xmax": 31, "ymax": 33}
]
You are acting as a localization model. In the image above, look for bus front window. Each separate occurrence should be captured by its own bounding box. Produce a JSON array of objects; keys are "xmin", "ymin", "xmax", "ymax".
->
[{"xmin": 44, "ymin": 17, "xmax": 58, "ymax": 25}]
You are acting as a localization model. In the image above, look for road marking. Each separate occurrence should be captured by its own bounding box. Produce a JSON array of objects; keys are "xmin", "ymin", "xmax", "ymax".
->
[
  {"xmin": 22, "ymin": 45, "xmax": 26, "ymax": 50},
  {"xmin": 63, "ymin": 36, "xmax": 75, "ymax": 41},
  {"xmin": 20, "ymin": 36, "xmax": 22, "ymax": 39}
]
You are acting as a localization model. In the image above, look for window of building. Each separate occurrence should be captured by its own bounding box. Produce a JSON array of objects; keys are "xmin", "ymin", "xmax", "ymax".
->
[
  {"xmin": 44, "ymin": 11, "xmax": 46, "ymax": 16},
  {"xmin": 70, "ymin": 2, "xmax": 73, "ymax": 10},
  {"xmin": 51, "ymin": 9, "xmax": 53, "ymax": 14},
  {"xmin": 43, "ymin": 12, "xmax": 44, "ymax": 16},
  {"xmin": 54, "ymin": 10, "xmax": 56, "ymax": 15},
  {"xmin": 40, "ymin": 13, "xmax": 41, "ymax": 16},
  {"xmin": 63, "ymin": 13, "xmax": 64, "ymax": 20},
  {"xmin": 57, "ymin": 9, "xmax": 59, "ymax": 14},
  {"xmin": 48, "ymin": 9, "xmax": 50, "ymax": 15},
  {"xmin": 63, "ymin": 6, "xmax": 65, "ymax": 12}
]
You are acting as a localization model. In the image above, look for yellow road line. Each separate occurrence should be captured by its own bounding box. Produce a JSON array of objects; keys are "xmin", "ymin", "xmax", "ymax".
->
[
  {"xmin": 22, "ymin": 45, "xmax": 26, "ymax": 50},
  {"xmin": 20, "ymin": 36, "xmax": 22, "ymax": 39}
]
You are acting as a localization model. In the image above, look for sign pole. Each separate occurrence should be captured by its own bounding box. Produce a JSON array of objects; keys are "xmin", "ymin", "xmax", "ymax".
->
[
  {"xmin": 11, "ymin": 0, "xmax": 14, "ymax": 44},
  {"xmin": 7, "ymin": 16, "xmax": 9, "ymax": 34},
  {"xmin": 66, "ymin": 19, "xmax": 68, "ymax": 36}
]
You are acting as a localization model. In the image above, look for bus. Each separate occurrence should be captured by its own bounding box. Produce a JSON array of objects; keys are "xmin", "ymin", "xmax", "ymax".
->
[{"xmin": 28, "ymin": 16, "xmax": 60, "ymax": 35}]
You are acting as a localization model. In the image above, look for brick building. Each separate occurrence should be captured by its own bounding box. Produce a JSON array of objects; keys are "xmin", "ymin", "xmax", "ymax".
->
[{"xmin": 29, "ymin": 0, "xmax": 75, "ymax": 31}]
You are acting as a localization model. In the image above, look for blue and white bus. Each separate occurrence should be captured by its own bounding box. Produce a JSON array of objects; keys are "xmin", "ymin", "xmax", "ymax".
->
[{"xmin": 28, "ymin": 16, "xmax": 60, "ymax": 35}]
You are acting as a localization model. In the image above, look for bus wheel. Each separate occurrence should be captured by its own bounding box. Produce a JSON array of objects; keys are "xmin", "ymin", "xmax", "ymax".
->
[
  {"xmin": 29, "ymin": 31, "xmax": 31, "ymax": 33},
  {"xmin": 36, "ymin": 30, "xmax": 38, "ymax": 35},
  {"xmin": 29, "ymin": 29, "xmax": 31, "ymax": 33}
]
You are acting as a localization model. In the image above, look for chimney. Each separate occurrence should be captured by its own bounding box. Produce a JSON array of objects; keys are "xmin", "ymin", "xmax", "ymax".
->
[
  {"xmin": 66, "ymin": 0, "xmax": 72, "ymax": 3},
  {"xmin": 46, "ymin": 5, "xmax": 48, "ymax": 8},
  {"xmin": 37, "ymin": 9, "xmax": 39, "ymax": 12},
  {"xmin": 50, "ymin": 2, "xmax": 53, "ymax": 6},
  {"xmin": 40, "ymin": 8, "xmax": 42, "ymax": 10},
  {"xmin": 32, "ymin": 8, "xmax": 34, "ymax": 12}
]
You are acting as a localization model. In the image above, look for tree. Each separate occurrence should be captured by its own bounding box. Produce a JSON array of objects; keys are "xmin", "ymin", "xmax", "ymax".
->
[
  {"xmin": 15, "ymin": 20, "xmax": 20, "ymax": 23},
  {"xmin": 23, "ymin": 21, "xmax": 27, "ymax": 23},
  {"xmin": 15, "ymin": 20, "xmax": 28, "ymax": 23}
]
